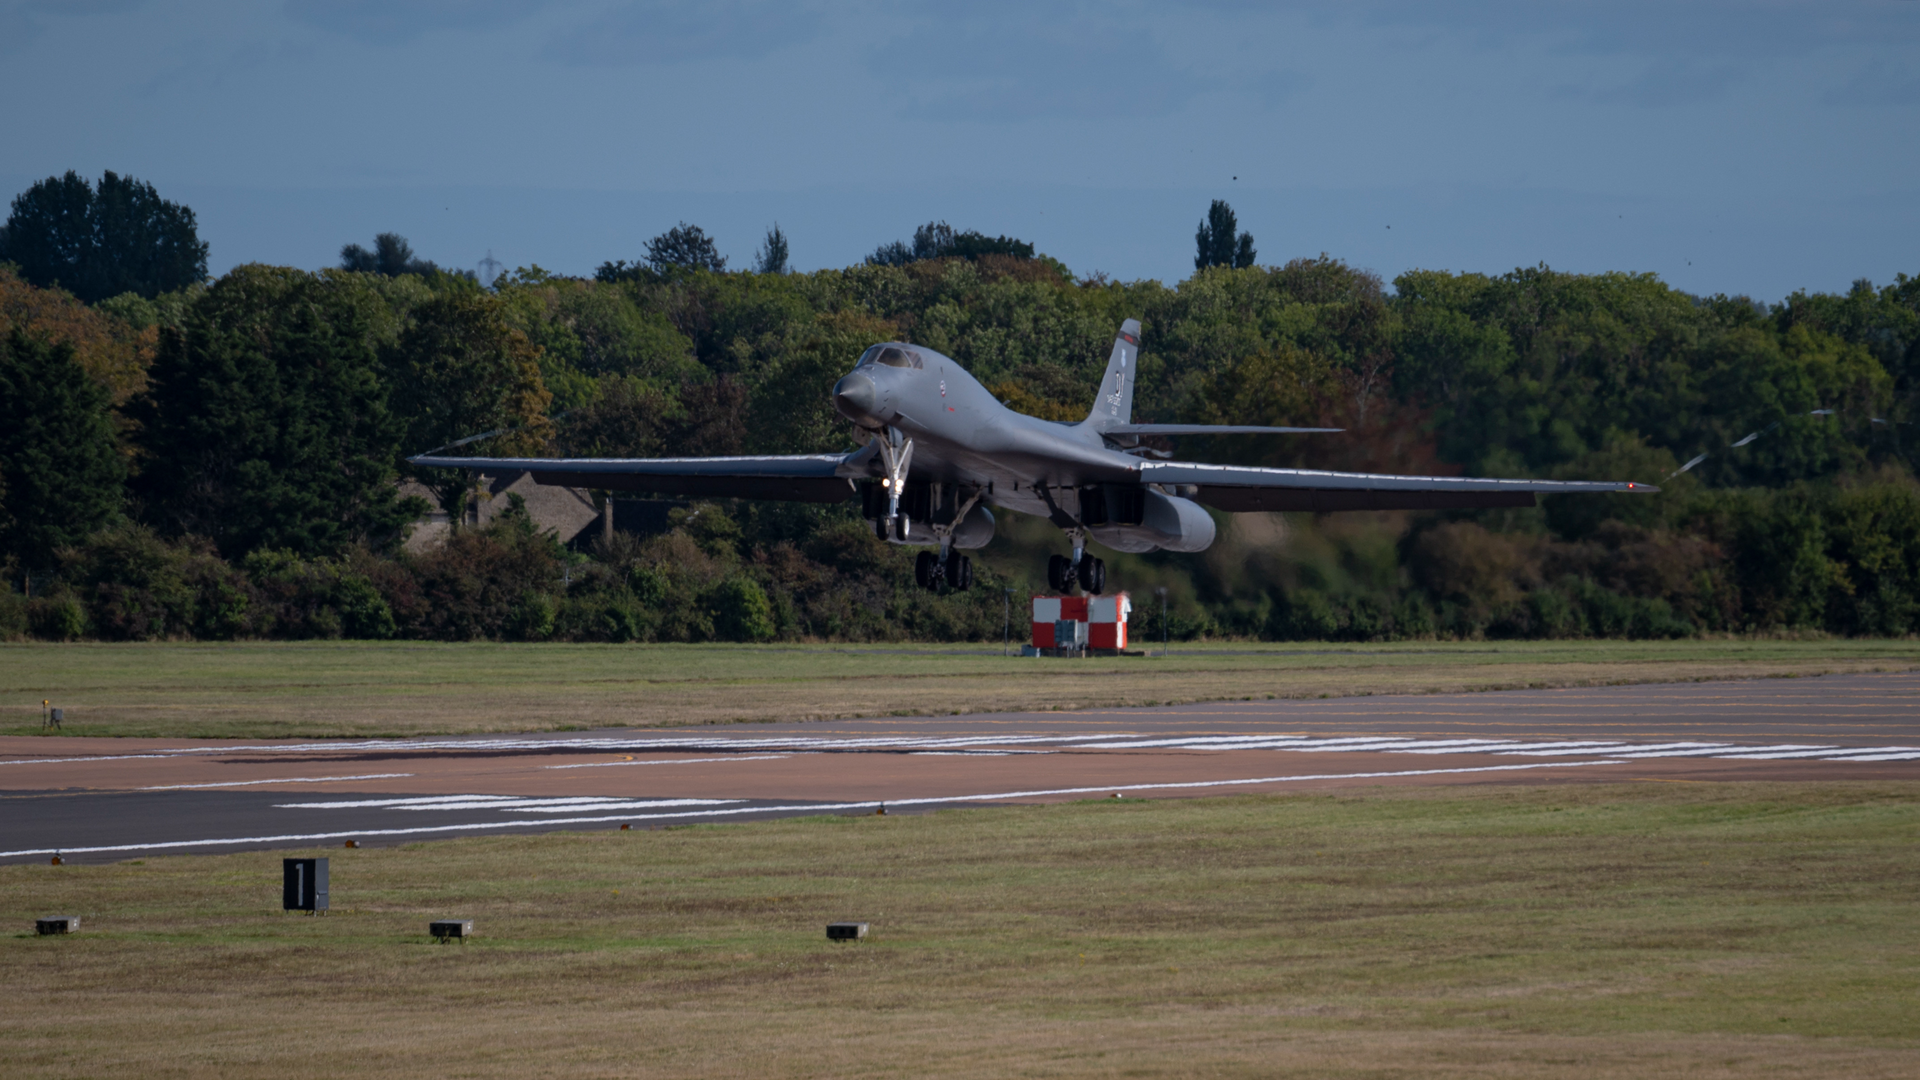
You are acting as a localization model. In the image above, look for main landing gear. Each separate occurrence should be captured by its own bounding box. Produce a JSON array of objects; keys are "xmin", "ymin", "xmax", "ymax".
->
[
  {"xmin": 916, "ymin": 549, "xmax": 973, "ymax": 591},
  {"xmin": 1047, "ymin": 551, "xmax": 1105, "ymax": 595}
]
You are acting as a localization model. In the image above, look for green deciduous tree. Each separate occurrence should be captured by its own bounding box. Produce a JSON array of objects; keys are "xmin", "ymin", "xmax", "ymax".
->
[
  {"xmin": 0, "ymin": 170, "xmax": 208, "ymax": 303},
  {"xmin": 0, "ymin": 329, "xmax": 125, "ymax": 575},
  {"xmin": 389, "ymin": 291, "xmax": 554, "ymax": 519},
  {"xmin": 867, "ymin": 221, "xmax": 1035, "ymax": 266},
  {"xmin": 340, "ymin": 232, "xmax": 440, "ymax": 277},
  {"xmin": 645, "ymin": 223, "xmax": 727, "ymax": 272},
  {"xmin": 133, "ymin": 266, "xmax": 420, "ymax": 557}
]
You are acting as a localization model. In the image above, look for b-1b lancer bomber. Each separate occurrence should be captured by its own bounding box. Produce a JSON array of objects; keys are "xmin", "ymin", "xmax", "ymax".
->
[{"xmin": 413, "ymin": 320, "xmax": 1652, "ymax": 594}]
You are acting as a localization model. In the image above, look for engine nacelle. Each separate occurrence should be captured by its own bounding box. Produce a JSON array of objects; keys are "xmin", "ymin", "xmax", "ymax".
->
[
  {"xmin": 1088, "ymin": 489, "xmax": 1215, "ymax": 553},
  {"xmin": 952, "ymin": 503, "xmax": 995, "ymax": 549}
]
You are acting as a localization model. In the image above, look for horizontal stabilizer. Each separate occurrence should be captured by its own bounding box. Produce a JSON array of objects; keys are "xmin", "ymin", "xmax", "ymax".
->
[{"xmin": 1106, "ymin": 424, "xmax": 1342, "ymax": 435}]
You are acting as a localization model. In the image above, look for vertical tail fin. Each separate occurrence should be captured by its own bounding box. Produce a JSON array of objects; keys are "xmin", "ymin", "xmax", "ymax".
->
[{"xmin": 1083, "ymin": 318, "xmax": 1141, "ymax": 429}]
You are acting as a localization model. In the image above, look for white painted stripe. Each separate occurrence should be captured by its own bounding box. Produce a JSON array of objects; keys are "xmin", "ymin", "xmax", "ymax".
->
[
  {"xmin": 1821, "ymin": 751, "xmax": 1920, "ymax": 762},
  {"xmin": 376, "ymin": 799, "xmax": 694, "ymax": 812},
  {"xmin": 1713, "ymin": 748, "xmax": 1871, "ymax": 761},
  {"xmin": 909, "ymin": 750, "xmax": 1057, "ymax": 756},
  {"xmin": 1411, "ymin": 741, "xmax": 1632, "ymax": 755},
  {"xmin": 499, "ymin": 799, "xmax": 721, "ymax": 807},
  {"xmin": 1070, "ymin": 736, "xmax": 1313, "ymax": 749},
  {"xmin": 272, "ymin": 796, "xmax": 738, "ymax": 811},
  {"xmin": 1505, "ymin": 742, "xmax": 1723, "ymax": 757},
  {"xmin": 269, "ymin": 794, "xmax": 521, "ymax": 808},
  {"xmin": 0, "ymin": 759, "xmax": 1628, "ymax": 859},
  {"xmin": 1605, "ymin": 744, "xmax": 1825, "ymax": 759},
  {"xmin": 545, "ymin": 755, "xmax": 790, "ymax": 770},
  {"xmin": 138, "ymin": 773, "xmax": 414, "ymax": 791},
  {"xmin": 1281, "ymin": 739, "xmax": 1516, "ymax": 753},
  {"xmin": 0, "ymin": 753, "xmax": 185, "ymax": 766}
]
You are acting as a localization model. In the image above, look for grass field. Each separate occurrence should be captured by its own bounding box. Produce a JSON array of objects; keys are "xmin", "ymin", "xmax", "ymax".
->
[
  {"xmin": 2, "ymin": 783, "xmax": 1916, "ymax": 1078},
  {"xmin": 3, "ymin": 638, "xmax": 1918, "ymax": 740}
]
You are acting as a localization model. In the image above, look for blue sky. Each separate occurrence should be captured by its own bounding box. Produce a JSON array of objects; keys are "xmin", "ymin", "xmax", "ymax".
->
[{"xmin": 3, "ymin": 1, "xmax": 1916, "ymax": 299}]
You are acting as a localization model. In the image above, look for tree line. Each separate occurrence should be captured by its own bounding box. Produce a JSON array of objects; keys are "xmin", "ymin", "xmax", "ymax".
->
[{"xmin": 2, "ymin": 171, "xmax": 1916, "ymax": 642}]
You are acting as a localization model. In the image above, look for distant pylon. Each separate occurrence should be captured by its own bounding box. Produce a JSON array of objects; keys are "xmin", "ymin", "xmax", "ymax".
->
[{"xmin": 478, "ymin": 249, "xmax": 503, "ymax": 286}]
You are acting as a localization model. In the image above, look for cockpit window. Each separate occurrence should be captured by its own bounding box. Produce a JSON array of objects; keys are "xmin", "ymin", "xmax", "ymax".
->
[{"xmin": 857, "ymin": 344, "xmax": 923, "ymax": 369}]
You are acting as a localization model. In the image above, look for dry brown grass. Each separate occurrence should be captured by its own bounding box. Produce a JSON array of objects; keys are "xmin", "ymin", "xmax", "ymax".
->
[
  {"xmin": 2, "ymin": 782, "xmax": 1917, "ymax": 1078},
  {"xmin": 4, "ymin": 638, "xmax": 1917, "ymax": 739}
]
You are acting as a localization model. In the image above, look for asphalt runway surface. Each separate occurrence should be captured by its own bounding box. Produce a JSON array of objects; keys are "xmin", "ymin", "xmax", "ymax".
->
[{"xmin": 4, "ymin": 672, "xmax": 1916, "ymax": 864}]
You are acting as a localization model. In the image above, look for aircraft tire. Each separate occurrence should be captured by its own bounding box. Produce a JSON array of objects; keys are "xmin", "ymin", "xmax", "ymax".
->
[
  {"xmin": 893, "ymin": 515, "xmax": 911, "ymax": 542},
  {"xmin": 1047, "ymin": 554, "xmax": 1070, "ymax": 593},
  {"xmin": 873, "ymin": 519, "xmax": 888, "ymax": 541},
  {"xmin": 947, "ymin": 551, "xmax": 971, "ymax": 591},
  {"xmin": 1077, "ymin": 552, "xmax": 1103, "ymax": 595},
  {"xmin": 915, "ymin": 551, "xmax": 939, "ymax": 590}
]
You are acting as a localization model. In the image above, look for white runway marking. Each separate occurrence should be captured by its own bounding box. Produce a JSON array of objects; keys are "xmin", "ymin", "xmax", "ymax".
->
[
  {"xmin": 544, "ymin": 755, "xmax": 790, "ymax": 770},
  {"xmin": 272, "ymin": 796, "xmax": 739, "ymax": 812},
  {"xmin": 908, "ymin": 750, "xmax": 1058, "ymax": 756},
  {"xmin": 139, "ymin": 773, "xmax": 415, "ymax": 791},
  {"xmin": 1, "ymin": 753, "xmax": 191, "ymax": 766},
  {"xmin": 0, "ymin": 758, "xmax": 1628, "ymax": 859},
  {"xmin": 8, "ymin": 732, "xmax": 1917, "ymax": 773}
]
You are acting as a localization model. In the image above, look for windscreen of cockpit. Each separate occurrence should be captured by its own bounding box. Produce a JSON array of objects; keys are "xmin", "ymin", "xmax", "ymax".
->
[{"xmin": 857, "ymin": 344, "xmax": 921, "ymax": 369}]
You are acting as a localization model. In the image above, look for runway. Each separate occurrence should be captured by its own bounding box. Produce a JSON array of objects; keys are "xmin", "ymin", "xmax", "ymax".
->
[{"xmin": 4, "ymin": 672, "xmax": 1916, "ymax": 864}]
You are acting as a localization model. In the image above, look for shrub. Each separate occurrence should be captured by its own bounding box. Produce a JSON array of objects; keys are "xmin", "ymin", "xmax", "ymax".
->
[
  {"xmin": 707, "ymin": 576, "xmax": 775, "ymax": 642},
  {"xmin": 29, "ymin": 594, "xmax": 86, "ymax": 640}
]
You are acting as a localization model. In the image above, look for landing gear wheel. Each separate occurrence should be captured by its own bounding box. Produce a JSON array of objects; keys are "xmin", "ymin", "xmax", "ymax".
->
[
  {"xmin": 892, "ymin": 515, "xmax": 911, "ymax": 542},
  {"xmin": 1078, "ymin": 553, "xmax": 1105, "ymax": 595},
  {"xmin": 947, "ymin": 551, "xmax": 972, "ymax": 591},
  {"xmin": 873, "ymin": 518, "xmax": 889, "ymax": 541},
  {"xmin": 915, "ymin": 550, "xmax": 939, "ymax": 590},
  {"xmin": 1047, "ymin": 554, "xmax": 1073, "ymax": 594}
]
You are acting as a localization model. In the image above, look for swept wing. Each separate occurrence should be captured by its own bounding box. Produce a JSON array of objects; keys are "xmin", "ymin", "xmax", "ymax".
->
[
  {"xmin": 1104, "ymin": 424, "xmax": 1343, "ymax": 435},
  {"xmin": 1138, "ymin": 461, "xmax": 1653, "ymax": 512},
  {"xmin": 409, "ymin": 452, "xmax": 861, "ymax": 503}
]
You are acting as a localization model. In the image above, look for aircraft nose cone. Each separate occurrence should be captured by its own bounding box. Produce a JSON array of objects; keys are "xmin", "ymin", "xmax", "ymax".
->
[{"xmin": 833, "ymin": 371, "xmax": 883, "ymax": 425}]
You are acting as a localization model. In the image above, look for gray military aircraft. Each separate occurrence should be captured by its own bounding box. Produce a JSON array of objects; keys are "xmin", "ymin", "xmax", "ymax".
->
[{"xmin": 412, "ymin": 319, "xmax": 1653, "ymax": 595}]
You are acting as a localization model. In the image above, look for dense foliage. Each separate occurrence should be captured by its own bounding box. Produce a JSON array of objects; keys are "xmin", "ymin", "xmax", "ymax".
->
[
  {"xmin": 2, "ymin": 207, "xmax": 1916, "ymax": 642},
  {"xmin": 0, "ymin": 171, "xmax": 207, "ymax": 303}
]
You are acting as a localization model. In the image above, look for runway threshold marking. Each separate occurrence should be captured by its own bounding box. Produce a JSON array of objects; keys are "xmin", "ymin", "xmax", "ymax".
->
[{"xmin": 0, "ymin": 758, "xmax": 1627, "ymax": 860}]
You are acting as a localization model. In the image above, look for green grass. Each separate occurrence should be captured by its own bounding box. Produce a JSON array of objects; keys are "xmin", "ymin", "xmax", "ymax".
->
[
  {"xmin": 2, "ymin": 783, "xmax": 1917, "ymax": 1078},
  {"xmin": 3, "ymin": 637, "xmax": 1917, "ymax": 739}
]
